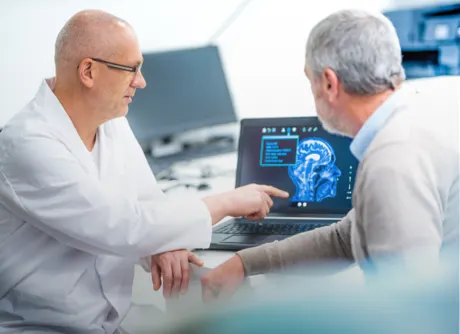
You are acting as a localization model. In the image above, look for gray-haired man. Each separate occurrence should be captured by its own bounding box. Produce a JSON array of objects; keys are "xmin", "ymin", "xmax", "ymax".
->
[{"xmin": 201, "ymin": 9, "xmax": 459, "ymax": 300}]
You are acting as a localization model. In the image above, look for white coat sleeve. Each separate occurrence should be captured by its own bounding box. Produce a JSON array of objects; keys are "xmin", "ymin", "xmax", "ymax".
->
[
  {"xmin": 0, "ymin": 132, "xmax": 212, "ymax": 258},
  {"xmin": 118, "ymin": 118, "xmax": 178, "ymax": 271}
]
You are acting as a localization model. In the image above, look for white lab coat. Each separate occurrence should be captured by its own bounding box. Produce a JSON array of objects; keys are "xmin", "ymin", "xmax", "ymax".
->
[{"xmin": 0, "ymin": 79, "xmax": 212, "ymax": 333}]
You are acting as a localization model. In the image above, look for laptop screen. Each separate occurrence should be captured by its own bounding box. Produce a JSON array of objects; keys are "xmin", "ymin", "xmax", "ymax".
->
[{"xmin": 236, "ymin": 117, "xmax": 359, "ymax": 216}]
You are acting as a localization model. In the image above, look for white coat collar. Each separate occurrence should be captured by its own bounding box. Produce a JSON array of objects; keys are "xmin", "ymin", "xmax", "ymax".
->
[{"xmin": 35, "ymin": 78, "xmax": 102, "ymax": 177}]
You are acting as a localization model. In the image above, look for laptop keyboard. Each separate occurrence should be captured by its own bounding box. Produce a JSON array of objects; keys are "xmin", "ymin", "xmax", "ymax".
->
[{"xmin": 213, "ymin": 219, "xmax": 332, "ymax": 235}]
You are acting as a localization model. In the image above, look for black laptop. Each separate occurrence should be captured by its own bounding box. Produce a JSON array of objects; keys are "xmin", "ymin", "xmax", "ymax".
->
[{"xmin": 208, "ymin": 116, "xmax": 359, "ymax": 251}]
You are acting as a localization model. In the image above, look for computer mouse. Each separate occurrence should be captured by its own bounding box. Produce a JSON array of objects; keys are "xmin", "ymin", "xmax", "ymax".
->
[{"xmin": 197, "ymin": 182, "xmax": 210, "ymax": 191}]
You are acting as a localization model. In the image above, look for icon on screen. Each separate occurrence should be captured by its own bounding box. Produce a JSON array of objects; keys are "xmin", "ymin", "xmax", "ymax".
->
[{"xmin": 262, "ymin": 128, "xmax": 267, "ymax": 133}]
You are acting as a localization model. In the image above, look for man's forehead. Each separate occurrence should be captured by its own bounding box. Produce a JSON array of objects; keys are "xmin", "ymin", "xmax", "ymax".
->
[
  {"xmin": 118, "ymin": 53, "xmax": 143, "ymax": 66},
  {"xmin": 130, "ymin": 54, "xmax": 143, "ymax": 66},
  {"xmin": 112, "ymin": 32, "xmax": 143, "ymax": 64}
]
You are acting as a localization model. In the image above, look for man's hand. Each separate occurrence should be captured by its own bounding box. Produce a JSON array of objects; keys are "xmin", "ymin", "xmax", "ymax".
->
[
  {"xmin": 151, "ymin": 250, "xmax": 204, "ymax": 299},
  {"xmin": 203, "ymin": 184, "xmax": 289, "ymax": 225},
  {"xmin": 201, "ymin": 255, "xmax": 246, "ymax": 303},
  {"xmin": 225, "ymin": 184, "xmax": 289, "ymax": 219}
]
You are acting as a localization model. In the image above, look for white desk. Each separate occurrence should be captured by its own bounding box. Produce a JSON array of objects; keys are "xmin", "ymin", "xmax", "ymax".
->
[
  {"xmin": 129, "ymin": 152, "xmax": 363, "ymax": 312},
  {"xmin": 122, "ymin": 152, "xmax": 364, "ymax": 333}
]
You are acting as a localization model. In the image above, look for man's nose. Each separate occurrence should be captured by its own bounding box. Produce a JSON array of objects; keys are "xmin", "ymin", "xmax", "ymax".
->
[{"xmin": 131, "ymin": 70, "xmax": 147, "ymax": 89}]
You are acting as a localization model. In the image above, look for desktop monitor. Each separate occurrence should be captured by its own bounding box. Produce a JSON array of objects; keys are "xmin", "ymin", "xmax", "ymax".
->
[{"xmin": 126, "ymin": 45, "xmax": 237, "ymax": 149}]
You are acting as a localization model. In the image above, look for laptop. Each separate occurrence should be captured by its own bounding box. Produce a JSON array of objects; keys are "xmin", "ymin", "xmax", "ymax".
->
[{"xmin": 208, "ymin": 116, "xmax": 359, "ymax": 251}]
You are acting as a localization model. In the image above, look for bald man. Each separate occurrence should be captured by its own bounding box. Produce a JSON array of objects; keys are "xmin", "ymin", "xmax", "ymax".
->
[{"xmin": 0, "ymin": 10, "xmax": 288, "ymax": 333}]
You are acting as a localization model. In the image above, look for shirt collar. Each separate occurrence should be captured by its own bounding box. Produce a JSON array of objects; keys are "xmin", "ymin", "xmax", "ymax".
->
[{"xmin": 350, "ymin": 88, "xmax": 408, "ymax": 161}]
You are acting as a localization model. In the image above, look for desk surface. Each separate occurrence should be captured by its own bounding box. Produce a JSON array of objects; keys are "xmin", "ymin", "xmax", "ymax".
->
[{"xmin": 130, "ymin": 152, "xmax": 363, "ymax": 311}]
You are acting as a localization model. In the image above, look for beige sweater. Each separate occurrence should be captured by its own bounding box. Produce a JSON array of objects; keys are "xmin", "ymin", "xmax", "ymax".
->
[{"xmin": 238, "ymin": 85, "xmax": 459, "ymax": 276}]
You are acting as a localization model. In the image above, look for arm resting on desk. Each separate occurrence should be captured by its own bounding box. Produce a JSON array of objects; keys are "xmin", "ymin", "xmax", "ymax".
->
[{"xmin": 237, "ymin": 210, "xmax": 355, "ymax": 276}]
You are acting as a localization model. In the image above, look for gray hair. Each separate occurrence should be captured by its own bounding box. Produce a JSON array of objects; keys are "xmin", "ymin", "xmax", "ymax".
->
[{"xmin": 305, "ymin": 9, "xmax": 406, "ymax": 96}]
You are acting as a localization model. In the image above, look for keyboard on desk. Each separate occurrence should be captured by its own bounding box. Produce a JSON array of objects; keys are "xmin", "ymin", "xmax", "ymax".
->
[{"xmin": 213, "ymin": 219, "xmax": 331, "ymax": 236}]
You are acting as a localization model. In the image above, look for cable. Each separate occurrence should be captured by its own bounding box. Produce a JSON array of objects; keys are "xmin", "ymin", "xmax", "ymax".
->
[{"xmin": 208, "ymin": 0, "xmax": 256, "ymax": 44}]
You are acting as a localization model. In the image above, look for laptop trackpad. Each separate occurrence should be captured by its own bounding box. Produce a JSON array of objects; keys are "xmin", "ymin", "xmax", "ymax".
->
[{"xmin": 221, "ymin": 235, "xmax": 267, "ymax": 244}]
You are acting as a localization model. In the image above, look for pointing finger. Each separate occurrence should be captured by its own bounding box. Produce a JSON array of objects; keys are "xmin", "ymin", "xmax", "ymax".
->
[{"xmin": 259, "ymin": 185, "xmax": 289, "ymax": 198}]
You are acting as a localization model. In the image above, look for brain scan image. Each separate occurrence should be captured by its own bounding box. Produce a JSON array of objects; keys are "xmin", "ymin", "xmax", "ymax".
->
[{"xmin": 288, "ymin": 138, "xmax": 342, "ymax": 202}]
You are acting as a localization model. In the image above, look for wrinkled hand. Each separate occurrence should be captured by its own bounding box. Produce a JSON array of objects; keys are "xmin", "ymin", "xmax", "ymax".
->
[
  {"xmin": 151, "ymin": 250, "xmax": 204, "ymax": 299},
  {"xmin": 201, "ymin": 255, "xmax": 246, "ymax": 303}
]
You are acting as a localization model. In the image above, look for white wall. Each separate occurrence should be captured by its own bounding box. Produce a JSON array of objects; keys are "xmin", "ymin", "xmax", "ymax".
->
[
  {"xmin": 216, "ymin": 0, "xmax": 388, "ymax": 120},
  {"xmin": 0, "ymin": 0, "xmax": 241, "ymax": 125},
  {"xmin": 0, "ymin": 0, "xmax": 411, "ymax": 127}
]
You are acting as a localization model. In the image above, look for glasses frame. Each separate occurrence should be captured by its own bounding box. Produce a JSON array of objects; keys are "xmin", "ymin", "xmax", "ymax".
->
[{"xmin": 89, "ymin": 57, "xmax": 141, "ymax": 73}]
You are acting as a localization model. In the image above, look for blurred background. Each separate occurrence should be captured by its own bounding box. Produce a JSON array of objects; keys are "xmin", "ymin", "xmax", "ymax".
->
[{"xmin": 1, "ymin": 1, "xmax": 460, "ymax": 167}]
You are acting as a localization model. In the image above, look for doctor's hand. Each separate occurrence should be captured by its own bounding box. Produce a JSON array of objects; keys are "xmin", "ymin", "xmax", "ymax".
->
[
  {"xmin": 201, "ymin": 255, "xmax": 245, "ymax": 303},
  {"xmin": 203, "ymin": 184, "xmax": 289, "ymax": 224},
  {"xmin": 151, "ymin": 250, "xmax": 204, "ymax": 299}
]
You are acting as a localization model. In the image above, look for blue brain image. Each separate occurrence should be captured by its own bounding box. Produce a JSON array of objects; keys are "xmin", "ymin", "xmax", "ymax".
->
[{"xmin": 288, "ymin": 138, "xmax": 342, "ymax": 202}]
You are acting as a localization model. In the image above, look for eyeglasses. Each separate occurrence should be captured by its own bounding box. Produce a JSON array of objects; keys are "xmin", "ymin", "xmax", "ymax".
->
[{"xmin": 89, "ymin": 57, "xmax": 142, "ymax": 73}]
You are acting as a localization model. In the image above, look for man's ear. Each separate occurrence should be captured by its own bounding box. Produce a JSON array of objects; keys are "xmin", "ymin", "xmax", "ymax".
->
[
  {"xmin": 78, "ymin": 58, "xmax": 95, "ymax": 88},
  {"xmin": 322, "ymin": 68, "xmax": 339, "ymax": 103}
]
